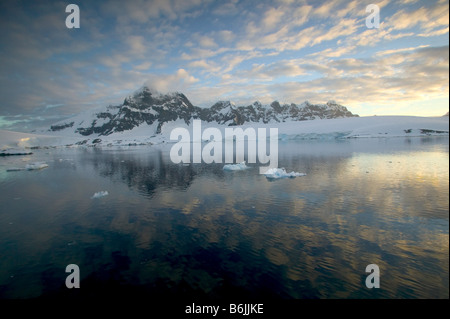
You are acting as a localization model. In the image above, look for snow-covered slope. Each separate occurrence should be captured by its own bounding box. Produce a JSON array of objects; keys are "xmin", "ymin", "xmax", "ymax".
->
[
  {"xmin": 273, "ymin": 115, "xmax": 449, "ymax": 139},
  {"xmin": 45, "ymin": 87, "xmax": 198, "ymax": 137},
  {"xmin": 0, "ymin": 129, "xmax": 79, "ymax": 149},
  {"xmin": 3, "ymin": 86, "xmax": 448, "ymax": 148},
  {"xmin": 1, "ymin": 115, "xmax": 448, "ymax": 149},
  {"xmin": 40, "ymin": 86, "xmax": 358, "ymax": 138}
]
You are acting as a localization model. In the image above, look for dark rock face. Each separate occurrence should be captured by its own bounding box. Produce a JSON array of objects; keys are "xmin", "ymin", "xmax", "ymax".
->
[
  {"xmin": 49, "ymin": 87, "xmax": 359, "ymax": 136},
  {"xmin": 50, "ymin": 122, "xmax": 74, "ymax": 132},
  {"xmin": 198, "ymin": 99, "xmax": 357, "ymax": 126}
]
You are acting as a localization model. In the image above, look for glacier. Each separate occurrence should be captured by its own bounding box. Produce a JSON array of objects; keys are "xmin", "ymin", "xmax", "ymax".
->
[{"xmin": 0, "ymin": 115, "xmax": 448, "ymax": 150}]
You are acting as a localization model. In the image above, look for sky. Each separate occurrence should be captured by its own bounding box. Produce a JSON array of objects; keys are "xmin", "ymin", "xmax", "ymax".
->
[{"xmin": 0, "ymin": 0, "xmax": 448, "ymax": 131}]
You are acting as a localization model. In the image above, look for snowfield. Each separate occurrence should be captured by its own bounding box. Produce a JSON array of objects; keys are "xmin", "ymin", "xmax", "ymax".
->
[
  {"xmin": 0, "ymin": 115, "xmax": 448, "ymax": 149},
  {"xmin": 0, "ymin": 129, "xmax": 80, "ymax": 149}
]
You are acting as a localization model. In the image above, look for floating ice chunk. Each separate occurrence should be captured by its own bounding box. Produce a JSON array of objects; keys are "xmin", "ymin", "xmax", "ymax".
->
[
  {"xmin": 223, "ymin": 161, "xmax": 249, "ymax": 171},
  {"xmin": 264, "ymin": 167, "xmax": 306, "ymax": 179},
  {"xmin": 91, "ymin": 191, "xmax": 109, "ymax": 199},
  {"xmin": 7, "ymin": 162, "xmax": 48, "ymax": 172},
  {"xmin": 25, "ymin": 162, "xmax": 49, "ymax": 170}
]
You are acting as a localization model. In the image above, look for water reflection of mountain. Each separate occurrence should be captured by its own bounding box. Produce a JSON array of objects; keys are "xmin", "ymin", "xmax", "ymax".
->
[
  {"xmin": 83, "ymin": 141, "xmax": 357, "ymax": 198},
  {"xmin": 71, "ymin": 139, "xmax": 448, "ymax": 299},
  {"xmin": 85, "ymin": 148, "xmax": 206, "ymax": 196},
  {"xmin": 0, "ymin": 138, "xmax": 447, "ymax": 299}
]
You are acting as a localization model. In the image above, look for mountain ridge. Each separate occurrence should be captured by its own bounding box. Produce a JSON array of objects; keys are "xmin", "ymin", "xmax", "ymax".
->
[{"xmin": 47, "ymin": 86, "xmax": 359, "ymax": 137}]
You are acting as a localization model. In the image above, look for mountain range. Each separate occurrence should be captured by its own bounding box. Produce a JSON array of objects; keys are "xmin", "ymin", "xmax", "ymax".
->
[{"xmin": 48, "ymin": 86, "xmax": 358, "ymax": 136}]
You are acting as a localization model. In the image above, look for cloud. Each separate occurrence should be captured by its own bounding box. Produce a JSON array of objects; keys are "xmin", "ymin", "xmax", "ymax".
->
[
  {"xmin": 125, "ymin": 36, "xmax": 147, "ymax": 56},
  {"xmin": 418, "ymin": 27, "xmax": 449, "ymax": 37},
  {"xmin": 312, "ymin": 0, "xmax": 341, "ymax": 17},
  {"xmin": 311, "ymin": 18, "xmax": 359, "ymax": 46},
  {"xmin": 101, "ymin": 0, "xmax": 190, "ymax": 23},
  {"xmin": 144, "ymin": 68, "xmax": 199, "ymax": 93},
  {"xmin": 234, "ymin": 60, "xmax": 308, "ymax": 81},
  {"xmin": 212, "ymin": 0, "xmax": 240, "ymax": 16},
  {"xmin": 262, "ymin": 7, "xmax": 285, "ymax": 30},
  {"xmin": 375, "ymin": 45, "xmax": 430, "ymax": 56},
  {"xmin": 101, "ymin": 54, "xmax": 131, "ymax": 68},
  {"xmin": 191, "ymin": 44, "xmax": 448, "ymax": 115},
  {"xmin": 279, "ymin": 46, "xmax": 448, "ymax": 108},
  {"xmin": 308, "ymin": 46, "xmax": 357, "ymax": 58},
  {"xmin": 187, "ymin": 59, "xmax": 222, "ymax": 74},
  {"xmin": 134, "ymin": 61, "xmax": 153, "ymax": 71},
  {"xmin": 198, "ymin": 35, "xmax": 218, "ymax": 48},
  {"xmin": 221, "ymin": 51, "xmax": 263, "ymax": 73},
  {"xmin": 218, "ymin": 30, "xmax": 235, "ymax": 43},
  {"xmin": 0, "ymin": 0, "xmax": 448, "ymax": 130},
  {"xmin": 291, "ymin": 5, "xmax": 313, "ymax": 26},
  {"xmin": 387, "ymin": 2, "xmax": 449, "ymax": 31}
]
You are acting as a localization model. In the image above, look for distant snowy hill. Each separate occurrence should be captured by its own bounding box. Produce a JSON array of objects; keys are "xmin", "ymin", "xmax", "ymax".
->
[
  {"xmin": 44, "ymin": 86, "xmax": 358, "ymax": 137},
  {"xmin": 2, "ymin": 116, "xmax": 448, "ymax": 149},
  {"xmin": 2, "ymin": 86, "xmax": 446, "ymax": 149}
]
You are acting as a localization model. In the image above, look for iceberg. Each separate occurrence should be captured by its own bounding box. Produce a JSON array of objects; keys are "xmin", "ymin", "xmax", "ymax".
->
[
  {"xmin": 223, "ymin": 161, "xmax": 249, "ymax": 171},
  {"xmin": 25, "ymin": 162, "xmax": 49, "ymax": 170},
  {"xmin": 91, "ymin": 191, "xmax": 109, "ymax": 199},
  {"xmin": 263, "ymin": 167, "xmax": 306, "ymax": 179}
]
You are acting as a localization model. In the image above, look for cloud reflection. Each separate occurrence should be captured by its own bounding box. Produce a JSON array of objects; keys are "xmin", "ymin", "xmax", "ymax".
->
[{"xmin": 0, "ymin": 138, "xmax": 448, "ymax": 298}]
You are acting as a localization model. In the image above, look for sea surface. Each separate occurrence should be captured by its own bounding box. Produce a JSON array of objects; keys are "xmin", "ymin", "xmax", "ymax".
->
[{"xmin": 0, "ymin": 137, "xmax": 448, "ymax": 299}]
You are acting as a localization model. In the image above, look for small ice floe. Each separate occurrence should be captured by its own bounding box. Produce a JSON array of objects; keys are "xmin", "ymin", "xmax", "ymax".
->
[
  {"xmin": 6, "ymin": 162, "xmax": 48, "ymax": 171},
  {"xmin": 223, "ymin": 161, "xmax": 249, "ymax": 171},
  {"xmin": 91, "ymin": 191, "xmax": 109, "ymax": 199},
  {"xmin": 263, "ymin": 167, "xmax": 306, "ymax": 180},
  {"xmin": 25, "ymin": 162, "xmax": 49, "ymax": 170}
]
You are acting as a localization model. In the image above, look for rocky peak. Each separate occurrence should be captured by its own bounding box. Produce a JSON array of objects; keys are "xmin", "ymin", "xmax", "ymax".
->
[{"xmin": 48, "ymin": 87, "xmax": 359, "ymax": 136}]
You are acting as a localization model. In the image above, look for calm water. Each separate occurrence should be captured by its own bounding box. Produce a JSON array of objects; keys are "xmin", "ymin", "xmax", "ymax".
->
[{"xmin": 0, "ymin": 137, "xmax": 448, "ymax": 299}]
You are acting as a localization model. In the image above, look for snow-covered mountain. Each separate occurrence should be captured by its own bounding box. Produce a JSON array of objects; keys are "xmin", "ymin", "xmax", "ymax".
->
[{"xmin": 47, "ymin": 86, "xmax": 358, "ymax": 137}]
